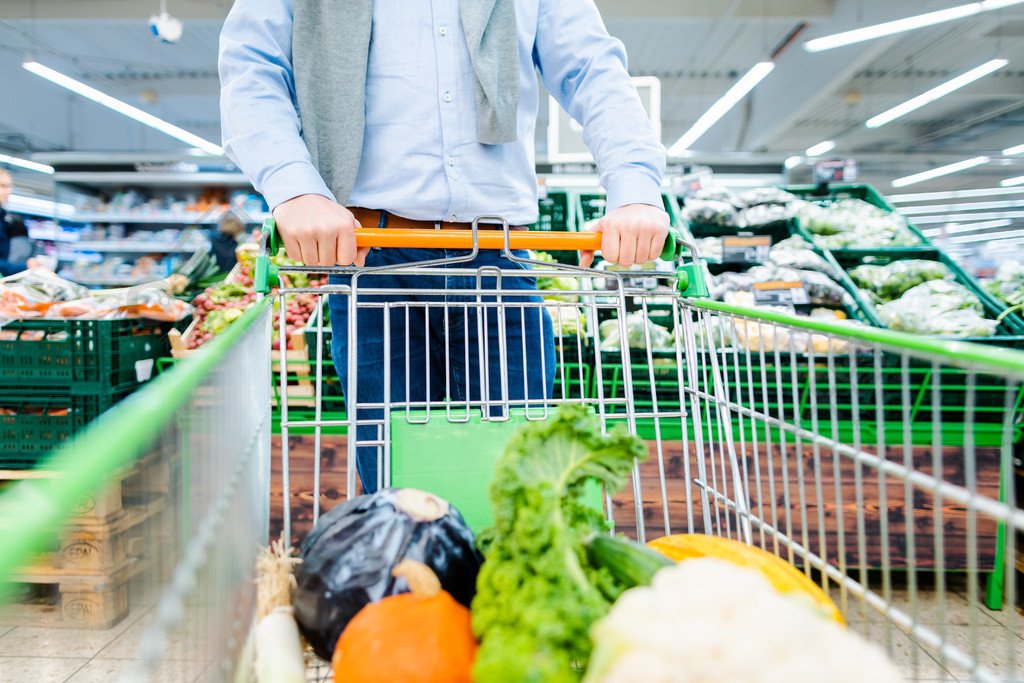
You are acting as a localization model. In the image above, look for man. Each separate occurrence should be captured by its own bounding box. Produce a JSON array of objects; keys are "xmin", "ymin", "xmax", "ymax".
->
[
  {"xmin": 0, "ymin": 169, "xmax": 33, "ymax": 276},
  {"xmin": 210, "ymin": 212, "xmax": 247, "ymax": 274},
  {"xmin": 219, "ymin": 0, "xmax": 668, "ymax": 491}
]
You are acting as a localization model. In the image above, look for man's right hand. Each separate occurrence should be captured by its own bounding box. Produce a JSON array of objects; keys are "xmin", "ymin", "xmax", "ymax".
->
[{"xmin": 271, "ymin": 194, "xmax": 371, "ymax": 267}]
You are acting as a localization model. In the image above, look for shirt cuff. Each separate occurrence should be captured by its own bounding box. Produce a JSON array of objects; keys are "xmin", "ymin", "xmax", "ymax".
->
[
  {"xmin": 260, "ymin": 161, "xmax": 337, "ymax": 211},
  {"xmin": 604, "ymin": 173, "xmax": 665, "ymax": 214}
]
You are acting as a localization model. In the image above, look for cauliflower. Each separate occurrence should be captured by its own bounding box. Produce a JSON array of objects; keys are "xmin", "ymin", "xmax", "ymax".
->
[{"xmin": 584, "ymin": 558, "xmax": 904, "ymax": 683}]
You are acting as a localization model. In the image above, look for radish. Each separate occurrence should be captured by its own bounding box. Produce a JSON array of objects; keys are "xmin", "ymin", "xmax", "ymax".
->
[{"xmin": 255, "ymin": 539, "xmax": 305, "ymax": 683}]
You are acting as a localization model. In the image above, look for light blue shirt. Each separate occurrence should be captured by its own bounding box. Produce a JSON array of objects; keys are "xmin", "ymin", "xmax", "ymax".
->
[{"xmin": 219, "ymin": 0, "xmax": 666, "ymax": 225}]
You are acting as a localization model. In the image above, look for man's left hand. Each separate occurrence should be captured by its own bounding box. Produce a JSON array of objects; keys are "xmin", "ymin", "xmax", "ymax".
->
[{"xmin": 580, "ymin": 203, "xmax": 669, "ymax": 268}]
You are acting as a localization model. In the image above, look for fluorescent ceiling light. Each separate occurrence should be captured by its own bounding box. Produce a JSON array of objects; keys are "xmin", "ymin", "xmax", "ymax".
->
[
  {"xmin": 947, "ymin": 227, "xmax": 1024, "ymax": 244},
  {"xmin": 805, "ymin": 140, "xmax": 835, "ymax": 157},
  {"xmin": 1003, "ymin": 143, "xmax": 1024, "ymax": 155},
  {"xmin": 911, "ymin": 210, "xmax": 1024, "ymax": 224},
  {"xmin": 866, "ymin": 59, "xmax": 1007, "ymax": 128},
  {"xmin": 23, "ymin": 61, "xmax": 223, "ymax": 155},
  {"xmin": 0, "ymin": 153, "xmax": 54, "ymax": 174},
  {"xmin": 899, "ymin": 198, "xmax": 1024, "ymax": 215},
  {"xmin": 891, "ymin": 156, "xmax": 990, "ymax": 187},
  {"xmin": 1002, "ymin": 175, "xmax": 1024, "ymax": 187},
  {"xmin": 803, "ymin": 1, "xmax": 1024, "ymax": 52},
  {"xmin": 888, "ymin": 186, "xmax": 1024, "ymax": 202},
  {"xmin": 784, "ymin": 156, "xmax": 802, "ymax": 169},
  {"xmin": 921, "ymin": 218, "xmax": 1013, "ymax": 235},
  {"xmin": 667, "ymin": 62, "xmax": 774, "ymax": 155}
]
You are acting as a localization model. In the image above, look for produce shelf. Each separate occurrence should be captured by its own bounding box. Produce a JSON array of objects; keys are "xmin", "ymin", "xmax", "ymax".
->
[
  {"xmin": 60, "ymin": 241, "xmax": 209, "ymax": 253},
  {"xmin": 0, "ymin": 318, "xmax": 172, "ymax": 394},
  {"xmin": 0, "ymin": 387, "xmax": 131, "ymax": 469}
]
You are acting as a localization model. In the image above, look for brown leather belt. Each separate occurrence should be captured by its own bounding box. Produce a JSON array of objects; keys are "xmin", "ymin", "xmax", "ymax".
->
[{"xmin": 349, "ymin": 208, "xmax": 524, "ymax": 231}]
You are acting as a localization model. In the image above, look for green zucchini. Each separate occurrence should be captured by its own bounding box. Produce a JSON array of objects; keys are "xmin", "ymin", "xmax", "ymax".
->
[{"xmin": 586, "ymin": 534, "xmax": 673, "ymax": 589}]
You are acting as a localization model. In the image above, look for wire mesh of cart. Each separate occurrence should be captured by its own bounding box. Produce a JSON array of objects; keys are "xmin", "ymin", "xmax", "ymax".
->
[{"xmin": 261, "ymin": 219, "xmax": 1024, "ymax": 683}]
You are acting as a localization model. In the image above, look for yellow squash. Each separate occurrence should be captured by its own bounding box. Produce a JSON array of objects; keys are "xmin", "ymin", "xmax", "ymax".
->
[{"xmin": 647, "ymin": 534, "xmax": 845, "ymax": 625}]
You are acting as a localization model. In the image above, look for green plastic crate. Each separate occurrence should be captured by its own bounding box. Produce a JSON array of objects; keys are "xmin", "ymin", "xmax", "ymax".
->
[
  {"xmin": 833, "ymin": 249, "xmax": 1024, "ymax": 340},
  {"xmin": 783, "ymin": 183, "xmax": 933, "ymax": 249},
  {"xmin": 535, "ymin": 190, "xmax": 574, "ymax": 232},
  {"xmin": 0, "ymin": 318, "xmax": 172, "ymax": 393},
  {"xmin": 532, "ymin": 190, "xmax": 579, "ymax": 266},
  {"xmin": 784, "ymin": 183, "xmax": 896, "ymax": 212},
  {"xmin": 0, "ymin": 388, "xmax": 130, "ymax": 469}
]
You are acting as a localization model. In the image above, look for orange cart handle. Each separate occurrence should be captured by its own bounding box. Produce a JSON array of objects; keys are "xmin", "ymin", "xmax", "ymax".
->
[
  {"xmin": 351, "ymin": 228, "xmax": 602, "ymax": 251},
  {"xmin": 262, "ymin": 218, "xmax": 681, "ymax": 261}
]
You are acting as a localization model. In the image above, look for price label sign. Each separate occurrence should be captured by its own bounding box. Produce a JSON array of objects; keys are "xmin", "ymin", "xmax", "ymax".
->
[
  {"xmin": 752, "ymin": 280, "xmax": 809, "ymax": 306},
  {"xmin": 722, "ymin": 235, "xmax": 771, "ymax": 263},
  {"xmin": 813, "ymin": 158, "xmax": 858, "ymax": 184}
]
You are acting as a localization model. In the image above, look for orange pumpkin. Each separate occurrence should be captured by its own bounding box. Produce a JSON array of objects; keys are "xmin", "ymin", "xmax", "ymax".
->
[{"xmin": 332, "ymin": 560, "xmax": 477, "ymax": 683}]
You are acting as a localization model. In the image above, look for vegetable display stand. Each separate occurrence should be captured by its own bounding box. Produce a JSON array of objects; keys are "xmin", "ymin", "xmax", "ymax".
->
[
  {"xmin": 532, "ymin": 189, "xmax": 579, "ymax": 266},
  {"xmin": 784, "ymin": 182, "xmax": 934, "ymax": 250},
  {"xmin": 4, "ymin": 223, "xmax": 1024, "ymax": 682},
  {"xmin": 833, "ymin": 247, "xmax": 1024, "ymax": 344},
  {"xmin": 0, "ymin": 387, "xmax": 132, "ymax": 469},
  {"xmin": 0, "ymin": 317, "xmax": 171, "ymax": 395},
  {"xmin": 784, "ymin": 183, "xmax": 898, "ymax": 212}
]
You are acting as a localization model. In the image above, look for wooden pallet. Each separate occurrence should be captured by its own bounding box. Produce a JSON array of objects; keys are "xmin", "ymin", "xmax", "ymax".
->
[
  {"xmin": 23, "ymin": 498, "xmax": 166, "ymax": 575},
  {"xmin": 0, "ymin": 445, "xmax": 171, "ymax": 524},
  {"xmin": 1, "ymin": 560, "xmax": 137, "ymax": 629}
]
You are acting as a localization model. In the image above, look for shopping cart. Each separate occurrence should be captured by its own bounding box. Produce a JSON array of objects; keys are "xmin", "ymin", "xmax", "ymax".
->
[{"xmin": 0, "ymin": 219, "xmax": 1022, "ymax": 682}]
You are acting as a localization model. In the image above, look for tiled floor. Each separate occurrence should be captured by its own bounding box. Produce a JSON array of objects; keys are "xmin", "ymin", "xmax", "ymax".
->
[
  {"xmin": 0, "ymin": 592, "xmax": 214, "ymax": 683},
  {"xmin": 833, "ymin": 579, "xmax": 1024, "ymax": 682},
  {"xmin": 1, "ymin": 581, "xmax": 1021, "ymax": 682}
]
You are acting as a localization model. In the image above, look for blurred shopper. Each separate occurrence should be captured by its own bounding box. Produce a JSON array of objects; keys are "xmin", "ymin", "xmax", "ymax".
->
[
  {"xmin": 0, "ymin": 169, "xmax": 38, "ymax": 276},
  {"xmin": 211, "ymin": 212, "xmax": 246, "ymax": 274}
]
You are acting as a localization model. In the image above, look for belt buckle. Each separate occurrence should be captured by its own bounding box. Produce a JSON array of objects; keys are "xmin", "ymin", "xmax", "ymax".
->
[{"xmin": 433, "ymin": 221, "xmax": 442, "ymax": 230}]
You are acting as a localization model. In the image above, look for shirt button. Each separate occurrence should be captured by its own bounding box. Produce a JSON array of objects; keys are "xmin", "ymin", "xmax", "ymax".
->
[
  {"xmin": 443, "ymin": 91, "xmax": 452, "ymax": 103},
  {"xmin": 439, "ymin": 26, "xmax": 447, "ymax": 36},
  {"xmin": 447, "ymin": 157, "xmax": 455, "ymax": 167},
  {"xmin": 450, "ymin": 214, "xmax": 457, "ymax": 221}
]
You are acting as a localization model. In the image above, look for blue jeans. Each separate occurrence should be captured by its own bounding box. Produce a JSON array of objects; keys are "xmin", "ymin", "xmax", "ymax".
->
[{"xmin": 328, "ymin": 247, "xmax": 555, "ymax": 492}]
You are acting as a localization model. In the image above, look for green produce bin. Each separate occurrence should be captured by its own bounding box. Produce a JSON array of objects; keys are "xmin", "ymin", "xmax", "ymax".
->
[
  {"xmin": 784, "ymin": 183, "xmax": 933, "ymax": 249},
  {"xmin": 0, "ymin": 387, "xmax": 130, "ymax": 468},
  {"xmin": 531, "ymin": 190, "xmax": 578, "ymax": 265},
  {"xmin": 0, "ymin": 318, "xmax": 172, "ymax": 394},
  {"xmin": 834, "ymin": 248, "xmax": 1024, "ymax": 342}
]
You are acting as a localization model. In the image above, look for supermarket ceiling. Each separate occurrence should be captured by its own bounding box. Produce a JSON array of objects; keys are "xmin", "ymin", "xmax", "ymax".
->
[{"xmin": 1, "ymin": 0, "xmax": 1024, "ymax": 197}]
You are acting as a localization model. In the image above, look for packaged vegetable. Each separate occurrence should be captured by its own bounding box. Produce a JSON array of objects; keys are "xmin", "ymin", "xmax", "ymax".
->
[
  {"xmin": 848, "ymin": 259, "xmax": 952, "ymax": 303},
  {"xmin": 797, "ymin": 199, "xmax": 921, "ymax": 248},
  {"xmin": 738, "ymin": 187, "xmax": 799, "ymax": 207},
  {"xmin": 545, "ymin": 304, "xmax": 586, "ymax": 337},
  {"xmin": 746, "ymin": 265, "xmax": 849, "ymax": 307},
  {"xmin": 877, "ymin": 280, "xmax": 997, "ymax": 337},
  {"xmin": 739, "ymin": 203, "xmax": 794, "ymax": 229},
  {"xmin": 532, "ymin": 251, "xmax": 581, "ymax": 302},
  {"xmin": 694, "ymin": 237, "xmax": 722, "ymax": 262},
  {"xmin": 981, "ymin": 260, "xmax": 1024, "ymax": 308},
  {"xmin": 599, "ymin": 311, "xmax": 674, "ymax": 350},
  {"xmin": 688, "ymin": 186, "xmax": 742, "ymax": 207},
  {"xmin": 683, "ymin": 199, "xmax": 742, "ymax": 227},
  {"xmin": 768, "ymin": 236, "xmax": 839, "ymax": 278},
  {"xmin": 292, "ymin": 488, "xmax": 481, "ymax": 661}
]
